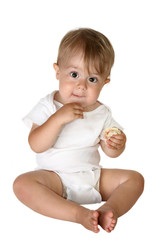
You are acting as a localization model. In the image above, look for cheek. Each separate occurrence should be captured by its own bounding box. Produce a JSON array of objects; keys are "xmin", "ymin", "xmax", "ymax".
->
[
  {"xmin": 89, "ymin": 87, "xmax": 101, "ymax": 98},
  {"xmin": 59, "ymin": 81, "xmax": 73, "ymax": 95}
]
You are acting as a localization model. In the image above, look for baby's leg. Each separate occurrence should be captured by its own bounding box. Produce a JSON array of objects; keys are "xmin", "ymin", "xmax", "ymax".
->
[
  {"xmin": 13, "ymin": 170, "xmax": 99, "ymax": 233},
  {"xmin": 97, "ymin": 169, "xmax": 144, "ymax": 232}
]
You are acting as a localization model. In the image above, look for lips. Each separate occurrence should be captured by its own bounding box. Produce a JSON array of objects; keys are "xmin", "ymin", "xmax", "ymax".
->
[{"xmin": 72, "ymin": 94, "xmax": 85, "ymax": 98}]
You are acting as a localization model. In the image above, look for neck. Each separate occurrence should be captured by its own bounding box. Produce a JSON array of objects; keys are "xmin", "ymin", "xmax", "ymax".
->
[{"xmin": 83, "ymin": 101, "xmax": 101, "ymax": 112}]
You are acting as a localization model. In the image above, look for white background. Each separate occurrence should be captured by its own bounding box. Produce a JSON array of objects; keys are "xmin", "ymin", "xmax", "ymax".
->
[{"xmin": 0, "ymin": 0, "xmax": 160, "ymax": 239}]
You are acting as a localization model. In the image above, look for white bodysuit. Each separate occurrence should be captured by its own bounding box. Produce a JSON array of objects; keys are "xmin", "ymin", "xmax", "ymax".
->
[{"xmin": 23, "ymin": 91, "xmax": 123, "ymax": 204}]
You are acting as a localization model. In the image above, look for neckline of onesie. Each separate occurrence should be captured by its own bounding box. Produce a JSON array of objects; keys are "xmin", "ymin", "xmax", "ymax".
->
[{"xmin": 49, "ymin": 90, "xmax": 105, "ymax": 115}]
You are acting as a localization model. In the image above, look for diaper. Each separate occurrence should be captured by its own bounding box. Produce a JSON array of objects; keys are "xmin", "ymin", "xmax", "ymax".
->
[{"xmin": 55, "ymin": 168, "xmax": 102, "ymax": 205}]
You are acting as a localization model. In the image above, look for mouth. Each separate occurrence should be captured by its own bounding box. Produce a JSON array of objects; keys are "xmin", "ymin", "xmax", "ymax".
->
[{"xmin": 72, "ymin": 94, "xmax": 85, "ymax": 98}]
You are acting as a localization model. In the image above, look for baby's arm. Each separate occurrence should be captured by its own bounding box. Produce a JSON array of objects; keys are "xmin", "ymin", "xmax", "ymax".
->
[
  {"xmin": 100, "ymin": 128, "xmax": 126, "ymax": 158},
  {"xmin": 28, "ymin": 103, "xmax": 84, "ymax": 153}
]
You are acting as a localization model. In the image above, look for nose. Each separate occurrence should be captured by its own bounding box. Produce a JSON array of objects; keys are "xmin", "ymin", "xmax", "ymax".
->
[{"xmin": 76, "ymin": 79, "xmax": 87, "ymax": 91}]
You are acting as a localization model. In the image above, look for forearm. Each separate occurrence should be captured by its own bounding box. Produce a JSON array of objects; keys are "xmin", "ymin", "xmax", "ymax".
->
[
  {"xmin": 28, "ymin": 112, "xmax": 63, "ymax": 153},
  {"xmin": 28, "ymin": 102, "xmax": 84, "ymax": 153}
]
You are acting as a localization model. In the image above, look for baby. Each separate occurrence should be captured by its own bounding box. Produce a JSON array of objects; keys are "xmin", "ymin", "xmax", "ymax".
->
[{"xmin": 13, "ymin": 28, "xmax": 144, "ymax": 233}]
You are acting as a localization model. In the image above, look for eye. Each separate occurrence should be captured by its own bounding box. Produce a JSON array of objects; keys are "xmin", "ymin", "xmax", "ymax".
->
[
  {"xmin": 88, "ymin": 77, "xmax": 97, "ymax": 83},
  {"xmin": 70, "ymin": 72, "xmax": 79, "ymax": 78}
]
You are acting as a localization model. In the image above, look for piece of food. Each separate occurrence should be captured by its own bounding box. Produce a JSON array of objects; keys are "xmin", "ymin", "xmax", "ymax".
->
[{"xmin": 103, "ymin": 127, "xmax": 121, "ymax": 139}]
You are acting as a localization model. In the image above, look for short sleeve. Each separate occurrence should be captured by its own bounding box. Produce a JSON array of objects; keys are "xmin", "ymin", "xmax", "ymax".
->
[
  {"xmin": 23, "ymin": 94, "xmax": 56, "ymax": 129},
  {"xmin": 100, "ymin": 106, "xmax": 124, "ymax": 140}
]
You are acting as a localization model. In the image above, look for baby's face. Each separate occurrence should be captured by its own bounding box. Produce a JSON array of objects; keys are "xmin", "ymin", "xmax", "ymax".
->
[{"xmin": 54, "ymin": 54, "xmax": 108, "ymax": 109}]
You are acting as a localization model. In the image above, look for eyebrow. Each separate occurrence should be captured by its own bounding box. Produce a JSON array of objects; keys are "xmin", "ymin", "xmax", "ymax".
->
[
  {"xmin": 67, "ymin": 66, "xmax": 100, "ymax": 76},
  {"xmin": 67, "ymin": 65, "xmax": 79, "ymax": 69}
]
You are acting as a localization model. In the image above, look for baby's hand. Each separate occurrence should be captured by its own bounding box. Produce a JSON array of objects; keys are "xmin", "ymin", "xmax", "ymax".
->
[
  {"xmin": 106, "ymin": 131, "xmax": 126, "ymax": 150},
  {"xmin": 56, "ymin": 103, "xmax": 84, "ymax": 125}
]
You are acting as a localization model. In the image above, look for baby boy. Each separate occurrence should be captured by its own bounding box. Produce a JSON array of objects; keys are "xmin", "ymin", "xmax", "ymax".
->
[{"xmin": 13, "ymin": 28, "xmax": 144, "ymax": 233}]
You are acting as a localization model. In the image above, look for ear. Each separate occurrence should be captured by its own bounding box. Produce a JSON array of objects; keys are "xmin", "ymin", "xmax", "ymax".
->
[
  {"xmin": 53, "ymin": 63, "xmax": 60, "ymax": 80},
  {"xmin": 104, "ymin": 78, "xmax": 110, "ymax": 85}
]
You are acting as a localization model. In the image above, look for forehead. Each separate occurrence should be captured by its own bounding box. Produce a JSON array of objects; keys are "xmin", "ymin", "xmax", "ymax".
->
[{"xmin": 61, "ymin": 52, "xmax": 101, "ymax": 75}]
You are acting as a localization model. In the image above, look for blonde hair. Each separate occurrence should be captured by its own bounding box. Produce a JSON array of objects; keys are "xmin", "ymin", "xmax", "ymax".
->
[{"xmin": 57, "ymin": 28, "xmax": 115, "ymax": 77}]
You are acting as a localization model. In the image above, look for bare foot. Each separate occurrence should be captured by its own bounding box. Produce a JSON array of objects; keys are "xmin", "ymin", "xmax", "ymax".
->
[
  {"xmin": 76, "ymin": 207, "xmax": 100, "ymax": 233},
  {"xmin": 97, "ymin": 205, "xmax": 118, "ymax": 233}
]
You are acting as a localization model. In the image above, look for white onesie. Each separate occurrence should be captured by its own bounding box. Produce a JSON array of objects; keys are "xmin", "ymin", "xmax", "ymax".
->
[{"xmin": 23, "ymin": 91, "xmax": 123, "ymax": 204}]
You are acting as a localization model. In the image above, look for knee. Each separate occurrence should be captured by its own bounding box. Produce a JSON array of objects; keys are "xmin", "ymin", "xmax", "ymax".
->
[
  {"xmin": 129, "ymin": 170, "xmax": 145, "ymax": 194},
  {"xmin": 13, "ymin": 174, "xmax": 32, "ymax": 203}
]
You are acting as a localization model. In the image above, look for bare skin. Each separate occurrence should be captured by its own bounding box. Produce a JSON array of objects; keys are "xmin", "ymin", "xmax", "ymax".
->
[
  {"xmin": 13, "ymin": 170, "xmax": 100, "ymax": 233},
  {"xmin": 13, "ymin": 168, "xmax": 144, "ymax": 233},
  {"xmin": 13, "ymin": 55, "xmax": 144, "ymax": 233},
  {"xmin": 13, "ymin": 100, "xmax": 143, "ymax": 233}
]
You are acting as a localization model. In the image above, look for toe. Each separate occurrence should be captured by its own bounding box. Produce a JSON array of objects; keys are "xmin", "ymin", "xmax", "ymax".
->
[
  {"xmin": 92, "ymin": 210, "xmax": 99, "ymax": 219},
  {"xmin": 92, "ymin": 223, "xmax": 100, "ymax": 233},
  {"xmin": 112, "ymin": 218, "xmax": 116, "ymax": 223},
  {"xmin": 109, "ymin": 226, "xmax": 114, "ymax": 231},
  {"xmin": 106, "ymin": 228, "xmax": 111, "ymax": 233},
  {"xmin": 107, "ymin": 211, "xmax": 114, "ymax": 218},
  {"xmin": 111, "ymin": 224, "xmax": 115, "ymax": 229}
]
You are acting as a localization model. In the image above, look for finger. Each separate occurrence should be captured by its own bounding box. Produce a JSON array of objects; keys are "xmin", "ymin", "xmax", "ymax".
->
[
  {"xmin": 112, "ymin": 134, "xmax": 124, "ymax": 140},
  {"xmin": 109, "ymin": 137, "xmax": 123, "ymax": 145},
  {"xmin": 107, "ymin": 140, "xmax": 123, "ymax": 150},
  {"xmin": 74, "ymin": 113, "xmax": 84, "ymax": 119},
  {"xmin": 106, "ymin": 142, "xmax": 117, "ymax": 150},
  {"xmin": 73, "ymin": 108, "xmax": 84, "ymax": 118},
  {"xmin": 74, "ymin": 109, "xmax": 84, "ymax": 116},
  {"xmin": 111, "ymin": 134, "xmax": 126, "ymax": 144},
  {"xmin": 114, "ymin": 132, "xmax": 126, "ymax": 140},
  {"xmin": 73, "ymin": 103, "xmax": 84, "ymax": 110}
]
